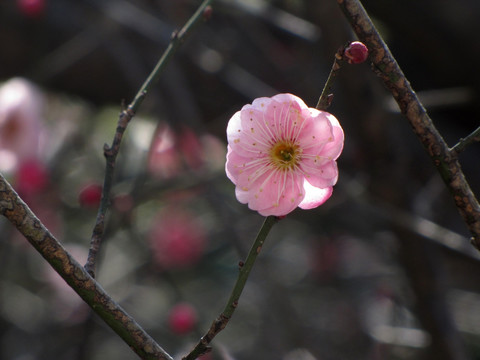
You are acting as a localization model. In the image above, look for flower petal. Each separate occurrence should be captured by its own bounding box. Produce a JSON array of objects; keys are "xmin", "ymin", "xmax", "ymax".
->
[
  {"xmin": 247, "ymin": 170, "xmax": 305, "ymax": 216},
  {"xmin": 265, "ymin": 97, "xmax": 305, "ymax": 141},
  {"xmin": 298, "ymin": 181, "xmax": 333, "ymax": 210},
  {"xmin": 235, "ymin": 187, "xmax": 250, "ymax": 204},
  {"xmin": 271, "ymin": 93, "xmax": 309, "ymax": 110},
  {"xmin": 250, "ymin": 96, "xmax": 274, "ymax": 110},
  {"xmin": 303, "ymin": 161, "xmax": 339, "ymax": 188},
  {"xmin": 226, "ymin": 110, "xmax": 257, "ymax": 159},
  {"xmin": 320, "ymin": 114, "xmax": 344, "ymax": 160},
  {"xmin": 296, "ymin": 110, "xmax": 334, "ymax": 151},
  {"xmin": 225, "ymin": 145, "xmax": 244, "ymax": 183}
]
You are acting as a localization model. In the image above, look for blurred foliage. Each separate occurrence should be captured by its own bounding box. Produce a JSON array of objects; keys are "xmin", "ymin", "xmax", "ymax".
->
[{"xmin": 1, "ymin": 0, "xmax": 480, "ymax": 359}]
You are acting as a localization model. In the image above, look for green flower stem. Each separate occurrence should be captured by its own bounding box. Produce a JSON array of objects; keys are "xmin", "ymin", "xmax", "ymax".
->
[
  {"xmin": 84, "ymin": 0, "xmax": 213, "ymax": 278},
  {"xmin": 183, "ymin": 215, "xmax": 279, "ymax": 360},
  {"xmin": 222, "ymin": 215, "xmax": 278, "ymax": 317}
]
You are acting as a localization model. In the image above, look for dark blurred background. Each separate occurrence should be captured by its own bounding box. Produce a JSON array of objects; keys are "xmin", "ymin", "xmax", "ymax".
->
[{"xmin": 1, "ymin": 0, "xmax": 480, "ymax": 359}]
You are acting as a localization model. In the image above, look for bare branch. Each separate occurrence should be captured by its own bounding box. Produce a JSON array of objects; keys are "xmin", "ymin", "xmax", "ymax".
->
[
  {"xmin": 84, "ymin": 0, "xmax": 214, "ymax": 277},
  {"xmin": 0, "ymin": 174, "xmax": 173, "ymax": 360},
  {"xmin": 335, "ymin": 0, "xmax": 480, "ymax": 249}
]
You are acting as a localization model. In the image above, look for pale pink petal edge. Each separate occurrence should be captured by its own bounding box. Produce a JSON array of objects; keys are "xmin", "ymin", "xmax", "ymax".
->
[{"xmin": 298, "ymin": 181, "xmax": 333, "ymax": 210}]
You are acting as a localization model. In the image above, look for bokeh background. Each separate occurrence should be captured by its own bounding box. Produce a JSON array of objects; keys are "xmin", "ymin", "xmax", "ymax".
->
[{"xmin": 1, "ymin": 0, "xmax": 480, "ymax": 359}]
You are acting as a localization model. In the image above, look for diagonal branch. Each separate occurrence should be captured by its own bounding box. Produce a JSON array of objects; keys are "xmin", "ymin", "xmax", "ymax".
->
[
  {"xmin": 84, "ymin": 0, "xmax": 213, "ymax": 278},
  {"xmin": 0, "ymin": 174, "xmax": 173, "ymax": 360},
  {"xmin": 183, "ymin": 216, "xmax": 279, "ymax": 360},
  {"xmin": 335, "ymin": 0, "xmax": 480, "ymax": 249},
  {"xmin": 0, "ymin": 1, "xmax": 214, "ymax": 357}
]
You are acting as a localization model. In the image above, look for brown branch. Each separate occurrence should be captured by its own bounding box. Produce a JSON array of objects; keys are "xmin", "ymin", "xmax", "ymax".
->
[
  {"xmin": 84, "ymin": 107, "xmax": 136, "ymax": 277},
  {"xmin": 336, "ymin": 0, "xmax": 480, "ymax": 248},
  {"xmin": 0, "ymin": 174, "xmax": 173, "ymax": 360}
]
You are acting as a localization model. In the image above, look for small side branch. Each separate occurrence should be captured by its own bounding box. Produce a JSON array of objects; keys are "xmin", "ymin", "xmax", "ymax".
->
[
  {"xmin": 451, "ymin": 125, "xmax": 480, "ymax": 154},
  {"xmin": 316, "ymin": 41, "xmax": 368, "ymax": 111},
  {"xmin": 0, "ymin": 174, "xmax": 173, "ymax": 360},
  {"xmin": 336, "ymin": 0, "xmax": 480, "ymax": 248},
  {"xmin": 316, "ymin": 51, "xmax": 342, "ymax": 111},
  {"xmin": 84, "ymin": 107, "xmax": 135, "ymax": 277}
]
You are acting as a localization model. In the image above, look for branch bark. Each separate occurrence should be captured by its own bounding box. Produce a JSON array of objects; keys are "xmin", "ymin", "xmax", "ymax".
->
[
  {"xmin": 0, "ymin": 174, "xmax": 173, "ymax": 360},
  {"xmin": 336, "ymin": 0, "xmax": 480, "ymax": 249}
]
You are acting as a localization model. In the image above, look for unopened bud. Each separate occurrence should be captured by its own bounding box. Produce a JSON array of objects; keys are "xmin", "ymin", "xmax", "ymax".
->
[
  {"xmin": 344, "ymin": 41, "xmax": 368, "ymax": 64},
  {"xmin": 203, "ymin": 5, "xmax": 213, "ymax": 21},
  {"xmin": 168, "ymin": 303, "xmax": 197, "ymax": 335},
  {"xmin": 79, "ymin": 183, "xmax": 102, "ymax": 208}
]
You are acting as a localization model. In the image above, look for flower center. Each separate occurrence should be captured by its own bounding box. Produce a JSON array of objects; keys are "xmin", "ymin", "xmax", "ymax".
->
[{"xmin": 270, "ymin": 141, "xmax": 300, "ymax": 171}]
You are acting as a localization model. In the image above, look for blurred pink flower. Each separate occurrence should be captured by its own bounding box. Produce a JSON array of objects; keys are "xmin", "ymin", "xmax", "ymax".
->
[
  {"xmin": 0, "ymin": 78, "xmax": 44, "ymax": 173},
  {"xmin": 148, "ymin": 123, "xmax": 182, "ymax": 179},
  {"xmin": 168, "ymin": 302, "xmax": 198, "ymax": 335},
  {"xmin": 177, "ymin": 126, "xmax": 204, "ymax": 171},
  {"xmin": 78, "ymin": 182, "xmax": 103, "ymax": 208},
  {"xmin": 15, "ymin": 158, "xmax": 49, "ymax": 199},
  {"xmin": 148, "ymin": 209, "xmax": 207, "ymax": 270},
  {"xmin": 225, "ymin": 93, "xmax": 344, "ymax": 216},
  {"xmin": 17, "ymin": 0, "xmax": 46, "ymax": 18},
  {"xmin": 148, "ymin": 123, "xmax": 225, "ymax": 179}
]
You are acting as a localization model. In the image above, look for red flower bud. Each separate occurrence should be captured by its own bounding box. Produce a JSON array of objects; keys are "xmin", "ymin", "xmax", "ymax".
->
[
  {"xmin": 344, "ymin": 41, "xmax": 368, "ymax": 64},
  {"xmin": 78, "ymin": 183, "xmax": 102, "ymax": 208},
  {"xmin": 203, "ymin": 5, "xmax": 213, "ymax": 21},
  {"xmin": 168, "ymin": 303, "xmax": 197, "ymax": 335},
  {"xmin": 17, "ymin": 0, "xmax": 46, "ymax": 18},
  {"xmin": 15, "ymin": 159, "xmax": 49, "ymax": 197}
]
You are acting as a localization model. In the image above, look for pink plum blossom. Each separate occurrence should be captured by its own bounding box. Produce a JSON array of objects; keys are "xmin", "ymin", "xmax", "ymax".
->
[
  {"xmin": 148, "ymin": 123, "xmax": 225, "ymax": 179},
  {"xmin": 147, "ymin": 124, "xmax": 204, "ymax": 179},
  {"xmin": 148, "ymin": 209, "xmax": 207, "ymax": 270},
  {"xmin": 0, "ymin": 78, "xmax": 44, "ymax": 173},
  {"xmin": 148, "ymin": 123, "xmax": 182, "ymax": 179},
  {"xmin": 225, "ymin": 93, "xmax": 344, "ymax": 216}
]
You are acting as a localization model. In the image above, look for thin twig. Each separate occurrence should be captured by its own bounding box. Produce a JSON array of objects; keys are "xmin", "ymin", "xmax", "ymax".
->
[
  {"xmin": 183, "ymin": 216, "xmax": 279, "ymax": 360},
  {"xmin": 316, "ymin": 41, "xmax": 368, "ymax": 110},
  {"xmin": 336, "ymin": 0, "xmax": 480, "ymax": 248},
  {"xmin": 316, "ymin": 51, "xmax": 343, "ymax": 111},
  {"xmin": 0, "ymin": 174, "xmax": 173, "ymax": 360},
  {"xmin": 451, "ymin": 125, "xmax": 480, "ymax": 154},
  {"xmin": 84, "ymin": 0, "xmax": 213, "ymax": 277}
]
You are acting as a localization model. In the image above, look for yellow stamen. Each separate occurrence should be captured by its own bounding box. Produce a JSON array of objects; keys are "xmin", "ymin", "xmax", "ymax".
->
[{"xmin": 270, "ymin": 141, "xmax": 300, "ymax": 171}]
